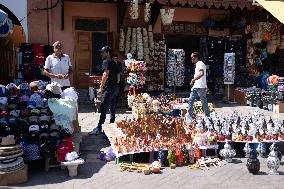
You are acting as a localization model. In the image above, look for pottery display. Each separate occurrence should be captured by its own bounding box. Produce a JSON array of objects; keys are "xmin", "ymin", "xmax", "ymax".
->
[
  {"xmin": 243, "ymin": 142, "xmax": 252, "ymax": 158},
  {"xmin": 256, "ymin": 142, "xmax": 267, "ymax": 158}
]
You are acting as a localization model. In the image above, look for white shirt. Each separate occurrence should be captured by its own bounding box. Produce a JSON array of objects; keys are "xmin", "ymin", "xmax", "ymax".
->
[
  {"xmin": 193, "ymin": 61, "xmax": 207, "ymax": 88},
  {"xmin": 44, "ymin": 54, "xmax": 71, "ymax": 87}
]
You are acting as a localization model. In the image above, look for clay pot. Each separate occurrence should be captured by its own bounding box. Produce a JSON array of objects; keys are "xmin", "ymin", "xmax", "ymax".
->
[{"xmin": 247, "ymin": 152, "xmax": 260, "ymax": 174}]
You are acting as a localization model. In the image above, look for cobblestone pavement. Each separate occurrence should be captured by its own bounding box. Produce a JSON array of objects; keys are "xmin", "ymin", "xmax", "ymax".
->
[{"xmin": 8, "ymin": 102, "xmax": 284, "ymax": 189}]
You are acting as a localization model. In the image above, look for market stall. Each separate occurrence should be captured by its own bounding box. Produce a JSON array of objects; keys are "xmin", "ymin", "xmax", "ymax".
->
[{"xmin": 0, "ymin": 81, "xmax": 83, "ymax": 185}]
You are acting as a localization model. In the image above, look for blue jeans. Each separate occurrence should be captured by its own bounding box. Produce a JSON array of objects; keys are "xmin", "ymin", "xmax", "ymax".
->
[
  {"xmin": 188, "ymin": 88, "xmax": 210, "ymax": 117},
  {"xmin": 97, "ymin": 85, "xmax": 119, "ymax": 131}
]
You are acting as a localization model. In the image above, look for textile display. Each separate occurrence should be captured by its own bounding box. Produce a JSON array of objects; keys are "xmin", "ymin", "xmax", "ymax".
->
[
  {"xmin": 224, "ymin": 53, "xmax": 235, "ymax": 84},
  {"xmin": 166, "ymin": 49, "xmax": 185, "ymax": 87}
]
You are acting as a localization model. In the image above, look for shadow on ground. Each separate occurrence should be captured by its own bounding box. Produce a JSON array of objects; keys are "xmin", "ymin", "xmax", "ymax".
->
[{"xmin": 16, "ymin": 132, "xmax": 110, "ymax": 187}]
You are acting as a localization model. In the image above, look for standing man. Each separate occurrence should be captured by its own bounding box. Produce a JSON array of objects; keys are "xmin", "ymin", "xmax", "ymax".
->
[
  {"xmin": 43, "ymin": 41, "xmax": 72, "ymax": 90},
  {"xmin": 113, "ymin": 53, "xmax": 125, "ymax": 108},
  {"xmin": 89, "ymin": 46, "xmax": 120, "ymax": 135},
  {"xmin": 187, "ymin": 52, "xmax": 210, "ymax": 121}
]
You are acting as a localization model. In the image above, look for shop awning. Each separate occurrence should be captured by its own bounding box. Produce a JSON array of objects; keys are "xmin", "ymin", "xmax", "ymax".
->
[
  {"xmin": 122, "ymin": 0, "xmax": 255, "ymax": 9},
  {"xmin": 0, "ymin": 9, "xmax": 13, "ymax": 37},
  {"xmin": 255, "ymin": 0, "xmax": 284, "ymax": 24}
]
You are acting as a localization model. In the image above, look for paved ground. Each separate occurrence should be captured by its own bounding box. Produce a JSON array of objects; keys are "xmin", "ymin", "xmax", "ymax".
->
[{"xmin": 7, "ymin": 101, "xmax": 284, "ymax": 189}]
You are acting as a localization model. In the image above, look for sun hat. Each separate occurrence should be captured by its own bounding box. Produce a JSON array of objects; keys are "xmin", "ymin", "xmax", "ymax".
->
[
  {"xmin": 30, "ymin": 93, "xmax": 44, "ymax": 108},
  {"xmin": 1, "ymin": 135, "xmax": 16, "ymax": 146},
  {"xmin": 52, "ymin": 41, "xmax": 63, "ymax": 48},
  {"xmin": 6, "ymin": 83, "xmax": 18, "ymax": 96},
  {"xmin": 46, "ymin": 83, "xmax": 62, "ymax": 95}
]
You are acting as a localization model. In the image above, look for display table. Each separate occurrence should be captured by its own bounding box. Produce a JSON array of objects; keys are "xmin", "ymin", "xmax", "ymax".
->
[{"xmin": 199, "ymin": 145, "xmax": 219, "ymax": 158}]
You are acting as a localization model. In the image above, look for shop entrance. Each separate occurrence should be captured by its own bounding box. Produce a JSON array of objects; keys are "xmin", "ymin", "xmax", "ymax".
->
[{"xmin": 165, "ymin": 34, "xmax": 201, "ymax": 91}]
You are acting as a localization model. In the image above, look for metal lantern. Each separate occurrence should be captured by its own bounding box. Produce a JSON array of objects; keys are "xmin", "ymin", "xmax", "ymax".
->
[
  {"xmin": 219, "ymin": 141, "xmax": 236, "ymax": 163},
  {"xmin": 130, "ymin": 0, "xmax": 139, "ymax": 20},
  {"xmin": 160, "ymin": 8, "xmax": 175, "ymax": 25},
  {"xmin": 144, "ymin": 3, "xmax": 151, "ymax": 22}
]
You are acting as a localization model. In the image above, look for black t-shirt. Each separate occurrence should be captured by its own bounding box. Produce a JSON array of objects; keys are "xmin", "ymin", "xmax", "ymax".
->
[{"xmin": 102, "ymin": 59, "xmax": 120, "ymax": 88}]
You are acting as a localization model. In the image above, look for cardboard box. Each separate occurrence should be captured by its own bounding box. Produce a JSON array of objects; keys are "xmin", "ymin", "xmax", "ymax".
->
[
  {"xmin": 234, "ymin": 89, "xmax": 247, "ymax": 106},
  {"xmin": 0, "ymin": 164, "xmax": 28, "ymax": 186}
]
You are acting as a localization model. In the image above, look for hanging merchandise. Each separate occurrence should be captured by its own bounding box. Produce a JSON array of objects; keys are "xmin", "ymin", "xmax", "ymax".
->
[
  {"xmin": 130, "ymin": 0, "xmax": 139, "ymax": 20},
  {"xmin": 136, "ymin": 27, "xmax": 144, "ymax": 60},
  {"xmin": 166, "ymin": 49, "xmax": 185, "ymax": 87},
  {"xmin": 125, "ymin": 27, "xmax": 132, "ymax": 56},
  {"xmin": 119, "ymin": 28, "xmax": 125, "ymax": 52},
  {"xmin": 143, "ymin": 28, "xmax": 150, "ymax": 64},
  {"xmin": 144, "ymin": 3, "xmax": 151, "ymax": 23},
  {"xmin": 224, "ymin": 53, "xmax": 236, "ymax": 84},
  {"xmin": 160, "ymin": 4, "xmax": 175, "ymax": 26},
  {"xmin": 131, "ymin": 28, "xmax": 137, "ymax": 56},
  {"xmin": 148, "ymin": 25, "xmax": 154, "ymax": 50}
]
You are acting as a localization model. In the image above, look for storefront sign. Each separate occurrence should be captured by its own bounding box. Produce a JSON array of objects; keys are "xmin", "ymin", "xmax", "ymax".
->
[{"xmin": 162, "ymin": 21, "xmax": 207, "ymax": 35}]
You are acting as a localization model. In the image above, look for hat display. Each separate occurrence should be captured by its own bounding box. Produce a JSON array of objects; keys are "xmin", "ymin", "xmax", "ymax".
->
[
  {"xmin": 6, "ymin": 83, "xmax": 18, "ymax": 96},
  {"xmin": 46, "ymin": 83, "xmax": 62, "ymax": 95},
  {"xmin": 30, "ymin": 93, "xmax": 44, "ymax": 108},
  {"xmin": 39, "ymin": 115, "xmax": 51, "ymax": 124},
  {"xmin": 10, "ymin": 110, "xmax": 20, "ymax": 117},
  {"xmin": 27, "ymin": 101, "xmax": 36, "ymax": 109},
  {"xmin": 30, "ymin": 109, "xmax": 40, "ymax": 116},
  {"xmin": 29, "ymin": 116, "xmax": 39, "ymax": 124},
  {"xmin": 20, "ymin": 95, "xmax": 30, "ymax": 102},
  {"xmin": 18, "ymin": 83, "xmax": 31, "ymax": 95},
  {"xmin": 0, "ymin": 97, "xmax": 8, "ymax": 105},
  {"xmin": 20, "ymin": 109, "xmax": 30, "ymax": 118}
]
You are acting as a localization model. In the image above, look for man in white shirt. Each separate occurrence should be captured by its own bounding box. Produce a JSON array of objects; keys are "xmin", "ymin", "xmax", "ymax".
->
[
  {"xmin": 188, "ymin": 52, "xmax": 210, "ymax": 120},
  {"xmin": 44, "ymin": 41, "xmax": 72, "ymax": 90}
]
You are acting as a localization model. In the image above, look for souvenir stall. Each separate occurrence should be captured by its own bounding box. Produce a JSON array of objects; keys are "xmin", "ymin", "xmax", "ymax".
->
[{"xmin": 0, "ymin": 81, "xmax": 83, "ymax": 185}]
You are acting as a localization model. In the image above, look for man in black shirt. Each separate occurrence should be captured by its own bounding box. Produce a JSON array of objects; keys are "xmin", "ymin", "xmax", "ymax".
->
[{"xmin": 89, "ymin": 46, "xmax": 120, "ymax": 135}]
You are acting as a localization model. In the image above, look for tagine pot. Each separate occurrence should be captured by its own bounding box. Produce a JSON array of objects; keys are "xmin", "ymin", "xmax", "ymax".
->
[{"xmin": 246, "ymin": 152, "xmax": 260, "ymax": 174}]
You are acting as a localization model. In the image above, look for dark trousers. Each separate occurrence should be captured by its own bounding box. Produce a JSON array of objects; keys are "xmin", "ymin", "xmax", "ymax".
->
[
  {"xmin": 61, "ymin": 86, "xmax": 70, "ymax": 91},
  {"xmin": 98, "ymin": 85, "xmax": 119, "ymax": 131}
]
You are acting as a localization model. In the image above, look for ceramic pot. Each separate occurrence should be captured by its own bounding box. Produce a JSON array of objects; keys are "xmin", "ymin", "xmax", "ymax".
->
[
  {"xmin": 247, "ymin": 152, "xmax": 260, "ymax": 174},
  {"xmin": 243, "ymin": 142, "xmax": 252, "ymax": 158},
  {"xmin": 267, "ymin": 147, "xmax": 280, "ymax": 175},
  {"xmin": 256, "ymin": 142, "xmax": 267, "ymax": 158},
  {"xmin": 219, "ymin": 141, "xmax": 236, "ymax": 163}
]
